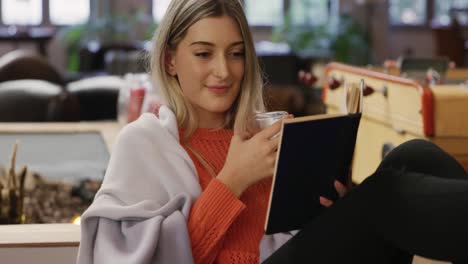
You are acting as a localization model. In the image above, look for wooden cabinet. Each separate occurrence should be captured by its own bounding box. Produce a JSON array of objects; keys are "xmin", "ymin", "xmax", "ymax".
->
[{"xmin": 323, "ymin": 63, "xmax": 468, "ymax": 183}]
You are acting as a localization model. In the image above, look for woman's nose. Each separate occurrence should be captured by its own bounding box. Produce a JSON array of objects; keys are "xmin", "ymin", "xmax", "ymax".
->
[{"xmin": 212, "ymin": 55, "xmax": 229, "ymax": 79}]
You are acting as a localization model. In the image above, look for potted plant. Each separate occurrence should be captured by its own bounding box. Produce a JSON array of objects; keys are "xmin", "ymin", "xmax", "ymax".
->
[
  {"xmin": 57, "ymin": 9, "xmax": 157, "ymax": 73},
  {"xmin": 272, "ymin": 9, "xmax": 370, "ymax": 66}
]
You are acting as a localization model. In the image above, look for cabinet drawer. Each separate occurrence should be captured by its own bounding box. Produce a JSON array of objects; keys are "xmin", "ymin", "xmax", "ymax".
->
[{"xmin": 324, "ymin": 63, "xmax": 432, "ymax": 137}]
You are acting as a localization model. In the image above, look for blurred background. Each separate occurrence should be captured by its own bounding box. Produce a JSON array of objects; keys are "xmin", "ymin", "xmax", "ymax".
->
[
  {"xmin": 0, "ymin": 0, "xmax": 466, "ymax": 120},
  {"xmin": 0, "ymin": 0, "xmax": 466, "ymax": 76}
]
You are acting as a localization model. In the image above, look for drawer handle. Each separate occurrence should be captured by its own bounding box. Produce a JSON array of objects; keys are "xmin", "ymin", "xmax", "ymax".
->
[
  {"xmin": 363, "ymin": 85, "xmax": 374, "ymax": 96},
  {"xmin": 381, "ymin": 142, "xmax": 395, "ymax": 159},
  {"xmin": 328, "ymin": 77, "xmax": 342, "ymax": 90},
  {"xmin": 362, "ymin": 84, "xmax": 388, "ymax": 98},
  {"xmin": 298, "ymin": 70, "xmax": 318, "ymax": 86},
  {"xmin": 393, "ymin": 126, "xmax": 406, "ymax": 135},
  {"xmin": 382, "ymin": 84, "xmax": 388, "ymax": 98}
]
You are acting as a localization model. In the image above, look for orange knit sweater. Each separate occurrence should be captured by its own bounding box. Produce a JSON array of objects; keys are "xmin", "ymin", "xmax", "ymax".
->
[{"xmin": 181, "ymin": 128, "xmax": 272, "ymax": 264}]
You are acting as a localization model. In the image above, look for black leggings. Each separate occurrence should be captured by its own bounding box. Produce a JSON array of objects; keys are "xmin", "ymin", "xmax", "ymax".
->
[{"xmin": 264, "ymin": 139, "xmax": 468, "ymax": 264}]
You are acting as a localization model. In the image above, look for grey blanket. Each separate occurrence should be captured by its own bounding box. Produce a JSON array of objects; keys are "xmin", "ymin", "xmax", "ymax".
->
[{"xmin": 77, "ymin": 107, "xmax": 292, "ymax": 264}]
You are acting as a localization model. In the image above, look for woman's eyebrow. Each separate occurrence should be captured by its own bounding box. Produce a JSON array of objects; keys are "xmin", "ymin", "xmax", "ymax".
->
[
  {"xmin": 190, "ymin": 41, "xmax": 214, "ymax": 47},
  {"xmin": 189, "ymin": 41, "xmax": 244, "ymax": 47},
  {"xmin": 229, "ymin": 41, "xmax": 244, "ymax": 47}
]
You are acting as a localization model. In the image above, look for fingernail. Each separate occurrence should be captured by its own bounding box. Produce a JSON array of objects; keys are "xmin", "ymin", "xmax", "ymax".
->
[{"xmin": 319, "ymin": 196, "xmax": 330, "ymax": 205}]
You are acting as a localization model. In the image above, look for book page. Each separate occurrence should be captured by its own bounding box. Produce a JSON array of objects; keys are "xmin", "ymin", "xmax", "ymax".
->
[{"xmin": 345, "ymin": 80, "xmax": 364, "ymax": 114}]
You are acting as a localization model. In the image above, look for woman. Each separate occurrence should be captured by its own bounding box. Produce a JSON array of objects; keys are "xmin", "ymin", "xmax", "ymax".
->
[{"xmin": 77, "ymin": 0, "xmax": 468, "ymax": 263}]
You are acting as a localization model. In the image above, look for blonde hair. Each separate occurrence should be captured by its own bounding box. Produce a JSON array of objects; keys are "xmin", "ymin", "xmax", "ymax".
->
[{"xmin": 150, "ymin": 0, "xmax": 265, "ymax": 141}]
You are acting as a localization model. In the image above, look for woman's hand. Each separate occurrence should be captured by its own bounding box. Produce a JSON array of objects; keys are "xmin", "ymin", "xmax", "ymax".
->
[
  {"xmin": 319, "ymin": 180, "xmax": 349, "ymax": 207},
  {"xmin": 319, "ymin": 170, "xmax": 353, "ymax": 207},
  {"xmin": 217, "ymin": 120, "xmax": 283, "ymax": 197}
]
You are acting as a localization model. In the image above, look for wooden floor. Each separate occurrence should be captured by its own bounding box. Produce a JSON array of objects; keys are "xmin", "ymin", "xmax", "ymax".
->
[{"xmin": 413, "ymin": 256, "xmax": 450, "ymax": 264}]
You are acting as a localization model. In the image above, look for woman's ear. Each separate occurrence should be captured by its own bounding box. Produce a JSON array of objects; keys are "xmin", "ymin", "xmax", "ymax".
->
[{"xmin": 165, "ymin": 50, "xmax": 177, "ymax": 76}]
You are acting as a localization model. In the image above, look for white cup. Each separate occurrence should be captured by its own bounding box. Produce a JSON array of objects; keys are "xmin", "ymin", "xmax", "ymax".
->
[{"xmin": 248, "ymin": 111, "xmax": 288, "ymax": 136}]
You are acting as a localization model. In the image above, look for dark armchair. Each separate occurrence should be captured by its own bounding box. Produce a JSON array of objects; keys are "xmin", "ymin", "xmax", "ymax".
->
[
  {"xmin": 0, "ymin": 80, "xmax": 79, "ymax": 122},
  {"xmin": 79, "ymin": 42, "xmax": 145, "ymax": 75},
  {"xmin": 66, "ymin": 76, "xmax": 124, "ymax": 121},
  {"xmin": 0, "ymin": 50, "xmax": 65, "ymax": 85}
]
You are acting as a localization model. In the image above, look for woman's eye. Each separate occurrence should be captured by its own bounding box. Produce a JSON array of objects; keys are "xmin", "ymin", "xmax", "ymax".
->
[
  {"xmin": 195, "ymin": 52, "xmax": 210, "ymax": 58},
  {"xmin": 230, "ymin": 51, "xmax": 245, "ymax": 58}
]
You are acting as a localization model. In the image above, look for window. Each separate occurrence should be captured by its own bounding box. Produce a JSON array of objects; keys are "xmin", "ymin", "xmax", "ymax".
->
[
  {"xmin": 245, "ymin": 0, "xmax": 333, "ymax": 27},
  {"xmin": 49, "ymin": 0, "xmax": 90, "ymax": 25},
  {"xmin": 389, "ymin": 0, "xmax": 427, "ymax": 26},
  {"xmin": 389, "ymin": 0, "xmax": 468, "ymax": 28},
  {"xmin": 289, "ymin": 0, "xmax": 329, "ymax": 25},
  {"xmin": 2, "ymin": 0, "xmax": 43, "ymax": 25},
  {"xmin": 434, "ymin": 0, "xmax": 468, "ymax": 26},
  {"xmin": 151, "ymin": 0, "xmax": 333, "ymax": 28},
  {"xmin": 153, "ymin": 0, "xmax": 172, "ymax": 22},
  {"xmin": 245, "ymin": 0, "xmax": 283, "ymax": 26},
  {"xmin": 0, "ymin": 0, "xmax": 90, "ymax": 26}
]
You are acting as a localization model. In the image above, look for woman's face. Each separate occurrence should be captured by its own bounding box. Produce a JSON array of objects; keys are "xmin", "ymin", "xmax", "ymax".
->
[{"xmin": 167, "ymin": 15, "xmax": 245, "ymax": 128}]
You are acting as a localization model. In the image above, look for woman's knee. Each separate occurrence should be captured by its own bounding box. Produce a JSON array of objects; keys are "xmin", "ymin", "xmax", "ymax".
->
[
  {"xmin": 378, "ymin": 139, "xmax": 466, "ymax": 180},
  {"xmin": 379, "ymin": 139, "xmax": 445, "ymax": 171},
  {"xmin": 396, "ymin": 139, "xmax": 442, "ymax": 153},
  {"xmin": 387, "ymin": 139, "xmax": 441, "ymax": 160}
]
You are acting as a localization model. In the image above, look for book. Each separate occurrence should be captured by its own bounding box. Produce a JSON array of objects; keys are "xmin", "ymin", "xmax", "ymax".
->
[{"xmin": 264, "ymin": 81, "xmax": 363, "ymax": 235}]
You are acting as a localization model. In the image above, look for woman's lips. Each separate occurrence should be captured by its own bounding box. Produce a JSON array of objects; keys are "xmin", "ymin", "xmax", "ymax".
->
[{"xmin": 207, "ymin": 85, "xmax": 230, "ymax": 95}]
